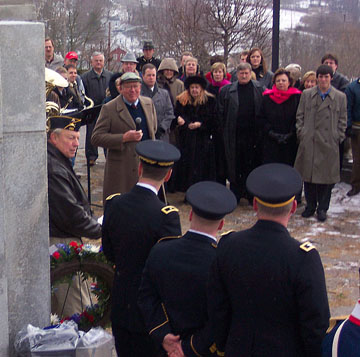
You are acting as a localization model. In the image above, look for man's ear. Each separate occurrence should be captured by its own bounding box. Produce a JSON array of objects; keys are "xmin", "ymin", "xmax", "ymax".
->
[
  {"xmin": 189, "ymin": 209, "xmax": 193, "ymax": 222},
  {"xmin": 164, "ymin": 168, "xmax": 172, "ymax": 182},
  {"xmin": 138, "ymin": 162, "xmax": 143, "ymax": 178}
]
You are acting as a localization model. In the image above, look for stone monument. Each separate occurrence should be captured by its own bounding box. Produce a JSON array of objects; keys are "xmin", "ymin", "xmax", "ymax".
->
[{"xmin": 0, "ymin": 1, "xmax": 50, "ymax": 355}]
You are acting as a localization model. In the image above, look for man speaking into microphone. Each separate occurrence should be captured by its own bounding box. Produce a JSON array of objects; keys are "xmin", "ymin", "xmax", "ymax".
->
[{"xmin": 92, "ymin": 72, "xmax": 157, "ymax": 205}]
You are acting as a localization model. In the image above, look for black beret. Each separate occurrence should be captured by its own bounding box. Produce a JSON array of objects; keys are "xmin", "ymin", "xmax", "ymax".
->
[
  {"xmin": 47, "ymin": 115, "xmax": 81, "ymax": 132},
  {"xmin": 186, "ymin": 181, "xmax": 237, "ymax": 220},
  {"xmin": 136, "ymin": 140, "xmax": 180, "ymax": 167},
  {"xmin": 246, "ymin": 163, "xmax": 302, "ymax": 207},
  {"xmin": 184, "ymin": 75, "xmax": 207, "ymax": 90}
]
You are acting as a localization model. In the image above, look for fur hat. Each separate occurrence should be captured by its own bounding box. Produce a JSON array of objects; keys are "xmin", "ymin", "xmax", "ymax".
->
[{"xmin": 184, "ymin": 76, "xmax": 207, "ymax": 90}]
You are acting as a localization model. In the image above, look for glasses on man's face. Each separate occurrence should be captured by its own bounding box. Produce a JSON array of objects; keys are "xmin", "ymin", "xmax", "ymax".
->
[{"xmin": 123, "ymin": 84, "xmax": 140, "ymax": 90}]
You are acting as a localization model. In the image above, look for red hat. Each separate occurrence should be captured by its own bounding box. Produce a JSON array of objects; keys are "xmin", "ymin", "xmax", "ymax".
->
[{"xmin": 65, "ymin": 51, "xmax": 78, "ymax": 60}]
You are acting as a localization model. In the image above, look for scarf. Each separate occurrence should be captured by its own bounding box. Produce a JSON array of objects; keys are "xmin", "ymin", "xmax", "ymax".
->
[
  {"xmin": 263, "ymin": 85, "xmax": 301, "ymax": 104},
  {"xmin": 208, "ymin": 77, "xmax": 231, "ymax": 89}
]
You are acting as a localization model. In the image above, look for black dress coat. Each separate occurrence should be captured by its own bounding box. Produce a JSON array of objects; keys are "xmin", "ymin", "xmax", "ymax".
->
[
  {"xmin": 102, "ymin": 184, "xmax": 182, "ymax": 332},
  {"xmin": 208, "ymin": 220, "xmax": 330, "ymax": 357},
  {"xmin": 47, "ymin": 142, "xmax": 101, "ymax": 239},
  {"xmin": 217, "ymin": 80, "xmax": 265, "ymax": 184},
  {"xmin": 259, "ymin": 93, "xmax": 301, "ymax": 166},
  {"xmin": 138, "ymin": 231, "xmax": 217, "ymax": 356},
  {"xmin": 174, "ymin": 96, "xmax": 217, "ymax": 191}
]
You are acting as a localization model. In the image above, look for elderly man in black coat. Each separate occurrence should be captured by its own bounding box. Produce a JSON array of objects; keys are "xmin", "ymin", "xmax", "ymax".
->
[
  {"xmin": 218, "ymin": 62, "xmax": 265, "ymax": 203},
  {"xmin": 102, "ymin": 140, "xmax": 182, "ymax": 357},
  {"xmin": 208, "ymin": 164, "xmax": 330, "ymax": 357}
]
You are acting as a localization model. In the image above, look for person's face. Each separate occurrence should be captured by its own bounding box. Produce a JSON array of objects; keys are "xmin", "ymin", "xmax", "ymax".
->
[
  {"xmin": 240, "ymin": 54, "xmax": 248, "ymax": 63},
  {"xmin": 317, "ymin": 73, "xmax": 332, "ymax": 91},
  {"xmin": 143, "ymin": 68, "xmax": 157, "ymax": 87},
  {"xmin": 275, "ymin": 74, "xmax": 290, "ymax": 91},
  {"xmin": 121, "ymin": 81, "xmax": 141, "ymax": 102},
  {"xmin": 181, "ymin": 55, "xmax": 191, "ymax": 66},
  {"xmin": 67, "ymin": 68, "xmax": 77, "ymax": 83},
  {"xmin": 51, "ymin": 130, "xmax": 79, "ymax": 158},
  {"xmin": 64, "ymin": 58, "xmax": 78, "ymax": 66},
  {"xmin": 122, "ymin": 61, "xmax": 137, "ymax": 73},
  {"xmin": 323, "ymin": 59, "xmax": 337, "ymax": 73},
  {"xmin": 45, "ymin": 40, "xmax": 54, "ymax": 58},
  {"xmin": 91, "ymin": 55, "xmax": 104, "ymax": 72},
  {"xmin": 115, "ymin": 81, "xmax": 122, "ymax": 94},
  {"xmin": 212, "ymin": 69, "xmax": 224, "ymax": 82},
  {"xmin": 249, "ymin": 51, "xmax": 262, "ymax": 69},
  {"xmin": 189, "ymin": 83, "xmax": 202, "ymax": 98},
  {"xmin": 237, "ymin": 69, "xmax": 252, "ymax": 84},
  {"xmin": 304, "ymin": 77, "xmax": 317, "ymax": 89},
  {"xmin": 143, "ymin": 48, "xmax": 154, "ymax": 60},
  {"xmin": 185, "ymin": 61, "xmax": 197, "ymax": 76},
  {"xmin": 164, "ymin": 69, "xmax": 175, "ymax": 80}
]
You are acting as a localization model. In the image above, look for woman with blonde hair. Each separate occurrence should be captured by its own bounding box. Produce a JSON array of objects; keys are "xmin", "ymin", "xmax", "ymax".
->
[
  {"xmin": 300, "ymin": 71, "xmax": 317, "ymax": 90},
  {"xmin": 206, "ymin": 62, "xmax": 231, "ymax": 97},
  {"xmin": 174, "ymin": 76, "xmax": 217, "ymax": 191},
  {"xmin": 179, "ymin": 57, "xmax": 200, "ymax": 83}
]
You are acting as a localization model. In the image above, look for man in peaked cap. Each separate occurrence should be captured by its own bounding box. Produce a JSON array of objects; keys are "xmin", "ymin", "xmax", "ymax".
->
[
  {"xmin": 102, "ymin": 139, "xmax": 182, "ymax": 357},
  {"xmin": 47, "ymin": 115, "xmax": 101, "ymax": 317},
  {"xmin": 91, "ymin": 72, "xmax": 157, "ymax": 204},
  {"xmin": 138, "ymin": 181, "xmax": 237, "ymax": 357},
  {"xmin": 208, "ymin": 163, "xmax": 330, "ymax": 357},
  {"xmin": 322, "ymin": 299, "xmax": 360, "ymax": 356},
  {"xmin": 136, "ymin": 40, "xmax": 161, "ymax": 73}
]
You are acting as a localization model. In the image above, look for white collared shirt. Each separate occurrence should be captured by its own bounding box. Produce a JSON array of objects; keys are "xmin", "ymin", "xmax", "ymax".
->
[
  {"xmin": 188, "ymin": 229, "xmax": 217, "ymax": 243},
  {"xmin": 136, "ymin": 182, "xmax": 158, "ymax": 195}
]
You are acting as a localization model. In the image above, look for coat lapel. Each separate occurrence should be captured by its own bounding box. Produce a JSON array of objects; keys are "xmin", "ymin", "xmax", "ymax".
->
[
  {"xmin": 116, "ymin": 96, "xmax": 136, "ymax": 130},
  {"xmin": 139, "ymin": 96, "xmax": 155, "ymax": 139}
]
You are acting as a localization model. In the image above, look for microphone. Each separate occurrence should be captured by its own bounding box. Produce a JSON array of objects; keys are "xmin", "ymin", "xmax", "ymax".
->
[{"xmin": 135, "ymin": 117, "xmax": 142, "ymax": 131}]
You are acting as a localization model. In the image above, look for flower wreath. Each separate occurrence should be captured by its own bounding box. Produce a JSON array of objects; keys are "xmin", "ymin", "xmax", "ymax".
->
[{"xmin": 50, "ymin": 241, "xmax": 114, "ymax": 331}]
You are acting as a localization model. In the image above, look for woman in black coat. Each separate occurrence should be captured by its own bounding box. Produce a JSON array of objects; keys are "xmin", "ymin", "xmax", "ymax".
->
[
  {"xmin": 174, "ymin": 76, "xmax": 217, "ymax": 192},
  {"xmin": 259, "ymin": 68, "xmax": 302, "ymax": 166}
]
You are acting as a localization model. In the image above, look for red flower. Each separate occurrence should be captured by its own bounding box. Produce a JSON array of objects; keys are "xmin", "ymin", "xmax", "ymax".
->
[
  {"xmin": 69, "ymin": 241, "xmax": 78, "ymax": 248},
  {"xmin": 52, "ymin": 251, "xmax": 60, "ymax": 260},
  {"xmin": 87, "ymin": 314, "xmax": 94, "ymax": 322}
]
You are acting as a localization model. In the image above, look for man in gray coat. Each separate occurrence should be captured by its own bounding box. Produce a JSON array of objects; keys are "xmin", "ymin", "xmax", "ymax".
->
[
  {"xmin": 295, "ymin": 64, "xmax": 347, "ymax": 222},
  {"xmin": 141, "ymin": 63, "xmax": 174, "ymax": 142}
]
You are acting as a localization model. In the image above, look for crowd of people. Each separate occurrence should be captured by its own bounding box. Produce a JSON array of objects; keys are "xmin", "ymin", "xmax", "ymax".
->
[{"xmin": 44, "ymin": 37, "xmax": 360, "ymax": 357}]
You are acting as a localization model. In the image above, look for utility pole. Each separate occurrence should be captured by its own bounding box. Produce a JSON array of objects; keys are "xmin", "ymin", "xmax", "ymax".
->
[{"xmin": 272, "ymin": 0, "xmax": 280, "ymax": 72}]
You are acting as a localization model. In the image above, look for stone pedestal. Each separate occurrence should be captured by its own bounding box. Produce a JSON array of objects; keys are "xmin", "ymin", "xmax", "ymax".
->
[{"xmin": 0, "ymin": 21, "xmax": 50, "ymax": 355}]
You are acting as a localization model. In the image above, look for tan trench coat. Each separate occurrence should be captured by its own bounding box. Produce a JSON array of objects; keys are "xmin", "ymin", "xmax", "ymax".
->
[
  {"xmin": 91, "ymin": 95, "xmax": 157, "ymax": 204},
  {"xmin": 294, "ymin": 86, "xmax": 347, "ymax": 184}
]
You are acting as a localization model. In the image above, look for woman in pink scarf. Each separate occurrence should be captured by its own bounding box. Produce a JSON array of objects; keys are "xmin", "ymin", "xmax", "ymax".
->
[
  {"xmin": 206, "ymin": 62, "xmax": 231, "ymax": 97},
  {"xmin": 259, "ymin": 68, "xmax": 302, "ymax": 166}
]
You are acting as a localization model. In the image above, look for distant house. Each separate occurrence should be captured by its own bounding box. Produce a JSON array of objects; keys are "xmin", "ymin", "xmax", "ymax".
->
[{"xmin": 109, "ymin": 47, "xmax": 126, "ymax": 64}]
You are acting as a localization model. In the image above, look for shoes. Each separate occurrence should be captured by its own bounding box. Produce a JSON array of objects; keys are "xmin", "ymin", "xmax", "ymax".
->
[
  {"xmin": 301, "ymin": 207, "xmax": 315, "ymax": 218},
  {"xmin": 347, "ymin": 188, "xmax": 360, "ymax": 197},
  {"xmin": 317, "ymin": 210, "xmax": 327, "ymax": 222},
  {"xmin": 88, "ymin": 159, "xmax": 96, "ymax": 166}
]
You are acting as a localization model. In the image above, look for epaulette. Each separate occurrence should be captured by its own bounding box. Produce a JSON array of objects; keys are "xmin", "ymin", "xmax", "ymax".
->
[
  {"xmin": 300, "ymin": 241, "xmax": 316, "ymax": 252},
  {"xmin": 161, "ymin": 205, "xmax": 179, "ymax": 214},
  {"xmin": 211, "ymin": 243, "xmax": 217, "ymax": 249},
  {"xmin": 327, "ymin": 316, "xmax": 349, "ymax": 333},
  {"xmin": 106, "ymin": 193, "xmax": 121, "ymax": 201},
  {"xmin": 157, "ymin": 235, "xmax": 181, "ymax": 243},
  {"xmin": 220, "ymin": 230, "xmax": 235, "ymax": 238}
]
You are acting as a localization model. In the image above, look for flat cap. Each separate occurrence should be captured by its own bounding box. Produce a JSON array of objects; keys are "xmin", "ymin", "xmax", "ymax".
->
[
  {"xmin": 120, "ymin": 72, "xmax": 141, "ymax": 83},
  {"xmin": 136, "ymin": 140, "xmax": 180, "ymax": 167},
  {"xmin": 186, "ymin": 181, "xmax": 237, "ymax": 220},
  {"xmin": 246, "ymin": 163, "xmax": 302, "ymax": 207}
]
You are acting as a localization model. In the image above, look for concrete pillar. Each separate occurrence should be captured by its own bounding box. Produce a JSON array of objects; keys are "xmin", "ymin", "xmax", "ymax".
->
[{"xmin": 0, "ymin": 3, "xmax": 50, "ymax": 355}]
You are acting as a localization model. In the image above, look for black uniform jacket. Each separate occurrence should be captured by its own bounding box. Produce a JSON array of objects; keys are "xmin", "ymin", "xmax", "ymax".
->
[
  {"xmin": 47, "ymin": 142, "xmax": 101, "ymax": 239},
  {"xmin": 136, "ymin": 56, "xmax": 161, "ymax": 72},
  {"xmin": 138, "ymin": 231, "xmax": 217, "ymax": 356},
  {"xmin": 209, "ymin": 220, "xmax": 330, "ymax": 357},
  {"xmin": 102, "ymin": 184, "xmax": 181, "ymax": 332}
]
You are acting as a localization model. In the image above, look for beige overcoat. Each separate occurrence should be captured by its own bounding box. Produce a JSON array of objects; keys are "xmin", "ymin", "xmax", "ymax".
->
[
  {"xmin": 91, "ymin": 95, "xmax": 157, "ymax": 204},
  {"xmin": 294, "ymin": 86, "xmax": 347, "ymax": 184}
]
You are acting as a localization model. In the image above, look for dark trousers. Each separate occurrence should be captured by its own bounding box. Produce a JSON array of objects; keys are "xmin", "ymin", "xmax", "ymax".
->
[
  {"xmin": 351, "ymin": 129, "xmax": 360, "ymax": 190},
  {"xmin": 304, "ymin": 182, "xmax": 333, "ymax": 212},
  {"xmin": 86, "ymin": 121, "xmax": 98, "ymax": 161},
  {"xmin": 112, "ymin": 325, "xmax": 160, "ymax": 357}
]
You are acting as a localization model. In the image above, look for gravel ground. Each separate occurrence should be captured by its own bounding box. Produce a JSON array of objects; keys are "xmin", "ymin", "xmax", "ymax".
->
[{"xmin": 75, "ymin": 128, "xmax": 360, "ymax": 318}]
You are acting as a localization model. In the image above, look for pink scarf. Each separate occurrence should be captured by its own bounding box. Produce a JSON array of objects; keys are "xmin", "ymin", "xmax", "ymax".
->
[{"xmin": 263, "ymin": 85, "xmax": 301, "ymax": 104}]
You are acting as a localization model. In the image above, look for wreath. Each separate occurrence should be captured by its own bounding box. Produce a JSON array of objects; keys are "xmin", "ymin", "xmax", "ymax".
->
[{"xmin": 50, "ymin": 242, "xmax": 114, "ymax": 331}]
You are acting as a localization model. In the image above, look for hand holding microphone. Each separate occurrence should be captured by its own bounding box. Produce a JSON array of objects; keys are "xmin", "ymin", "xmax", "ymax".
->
[{"xmin": 123, "ymin": 117, "xmax": 143, "ymax": 142}]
